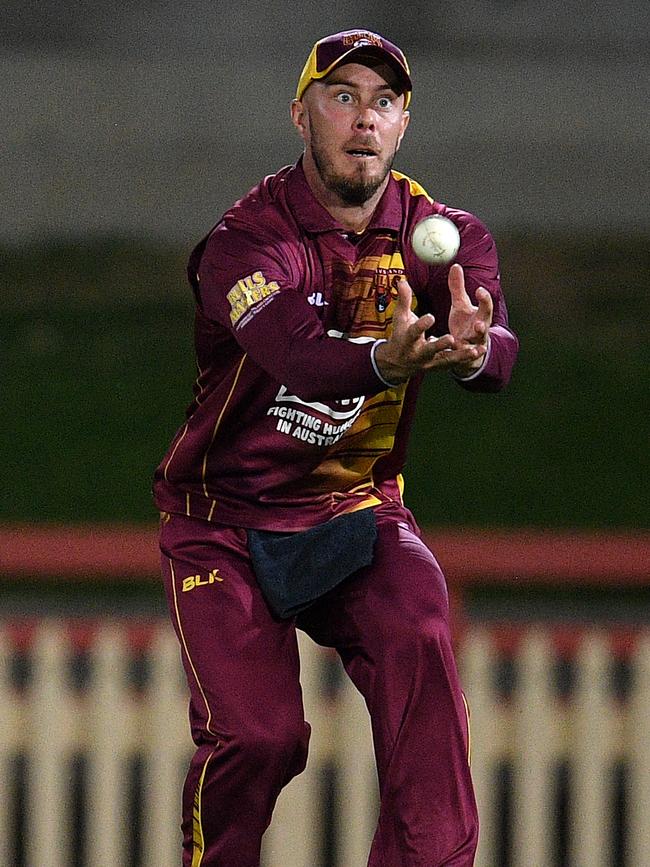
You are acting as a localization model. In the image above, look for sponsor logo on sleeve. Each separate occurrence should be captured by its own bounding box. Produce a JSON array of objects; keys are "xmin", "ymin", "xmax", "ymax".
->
[{"xmin": 227, "ymin": 271, "xmax": 280, "ymax": 327}]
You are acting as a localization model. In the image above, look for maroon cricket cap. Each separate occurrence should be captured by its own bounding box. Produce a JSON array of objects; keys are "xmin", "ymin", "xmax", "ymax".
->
[{"xmin": 296, "ymin": 29, "xmax": 413, "ymax": 108}]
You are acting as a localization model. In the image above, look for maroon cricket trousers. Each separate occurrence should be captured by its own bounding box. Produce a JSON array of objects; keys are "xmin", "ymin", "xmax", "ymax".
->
[{"xmin": 159, "ymin": 500, "xmax": 478, "ymax": 866}]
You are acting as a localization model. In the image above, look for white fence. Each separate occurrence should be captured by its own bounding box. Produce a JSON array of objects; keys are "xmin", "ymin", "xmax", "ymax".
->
[{"xmin": 1, "ymin": 621, "xmax": 649, "ymax": 867}]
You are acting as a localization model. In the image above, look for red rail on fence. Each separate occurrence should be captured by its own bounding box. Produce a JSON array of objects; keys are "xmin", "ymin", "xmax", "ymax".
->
[{"xmin": 1, "ymin": 524, "xmax": 649, "ymax": 585}]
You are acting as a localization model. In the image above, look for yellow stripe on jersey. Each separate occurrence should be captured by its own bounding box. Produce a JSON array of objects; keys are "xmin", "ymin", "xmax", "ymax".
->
[
  {"xmin": 349, "ymin": 479, "xmax": 375, "ymax": 494},
  {"xmin": 202, "ymin": 354, "xmax": 248, "ymax": 497},
  {"xmin": 163, "ymin": 358, "xmax": 209, "ymax": 483},
  {"xmin": 462, "ymin": 692, "xmax": 472, "ymax": 766},
  {"xmin": 391, "ymin": 170, "xmax": 434, "ymax": 203},
  {"xmin": 342, "ymin": 494, "xmax": 384, "ymax": 513},
  {"xmin": 163, "ymin": 422, "xmax": 190, "ymax": 483}
]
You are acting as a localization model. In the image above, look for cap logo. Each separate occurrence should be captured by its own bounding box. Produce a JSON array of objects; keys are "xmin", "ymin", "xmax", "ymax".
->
[{"xmin": 342, "ymin": 32, "xmax": 383, "ymax": 48}]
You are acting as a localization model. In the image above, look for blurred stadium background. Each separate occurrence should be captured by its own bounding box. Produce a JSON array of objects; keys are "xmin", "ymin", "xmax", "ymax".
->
[{"xmin": 1, "ymin": 1, "xmax": 649, "ymax": 865}]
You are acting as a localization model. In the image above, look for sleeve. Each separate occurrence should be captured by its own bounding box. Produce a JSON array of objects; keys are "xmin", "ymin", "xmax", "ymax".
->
[
  {"xmin": 194, "ymin": 220, "xmax": 389, "ymax": 402},
  {"xmin": 425, "ymin": 209, "xmax": 519, "ymax": 393}
]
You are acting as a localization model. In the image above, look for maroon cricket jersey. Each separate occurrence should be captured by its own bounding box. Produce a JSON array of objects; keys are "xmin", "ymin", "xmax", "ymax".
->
[{"xmin": 153, "ymin": 160, "xmax": 519, "ymax": 531}]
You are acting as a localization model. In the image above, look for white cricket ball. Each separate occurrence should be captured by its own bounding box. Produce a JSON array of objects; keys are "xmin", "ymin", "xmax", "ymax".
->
[{"xmin": 411, "ymin": 214, "xmax": 461, "ymax": 265}]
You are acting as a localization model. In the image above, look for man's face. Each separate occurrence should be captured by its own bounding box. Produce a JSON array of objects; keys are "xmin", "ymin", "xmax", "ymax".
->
[{"xmin": 292, "ymin": 60, "xmax": 410, "ymax": 206}]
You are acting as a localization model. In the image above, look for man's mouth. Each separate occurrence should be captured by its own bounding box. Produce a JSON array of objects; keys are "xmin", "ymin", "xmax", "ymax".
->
[{"xmin": 345, "ymin": 145, "xmax": 379, "ymax": 159}]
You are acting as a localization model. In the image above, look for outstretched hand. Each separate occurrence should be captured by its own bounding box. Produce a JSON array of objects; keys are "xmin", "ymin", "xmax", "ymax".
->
[
  {"xmin": 447, "ymin": 263, "xmax": 493, "ymax": 376},
  {"xmin": 374, "ymin": 274, "xmax": 487, "ymax": 385}
]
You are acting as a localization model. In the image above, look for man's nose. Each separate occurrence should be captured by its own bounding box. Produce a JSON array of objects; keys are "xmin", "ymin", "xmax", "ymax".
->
[{"xmin": 354, "ymin": 109, "xmax": 376, "ymax": 131}]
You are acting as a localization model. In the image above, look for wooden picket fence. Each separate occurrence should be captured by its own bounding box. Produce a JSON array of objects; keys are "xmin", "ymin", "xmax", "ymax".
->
[{"xmin": 1, "ymin": 619, "xmax": 649, "ymax": 867}]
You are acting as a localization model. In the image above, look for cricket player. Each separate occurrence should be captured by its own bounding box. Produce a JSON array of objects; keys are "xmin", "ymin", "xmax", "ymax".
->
[{"xmin": 153, "ymin": 28, "xmax": 519, "ymax": 866}]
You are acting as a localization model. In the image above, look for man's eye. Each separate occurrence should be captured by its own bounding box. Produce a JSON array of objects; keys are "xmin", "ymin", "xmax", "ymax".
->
[
  {"xmin": 378, "ymin": 97, "xmax": 393, "ymax": 109},
  {"xmin": 336, "ymin": 92, "xmax": 353, "ymax": 104}
]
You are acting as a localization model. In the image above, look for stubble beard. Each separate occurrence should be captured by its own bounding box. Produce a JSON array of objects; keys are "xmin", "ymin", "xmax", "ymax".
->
[{"xmin": 310, "ymin": 126, "xmax": 397, "ymax": 207}]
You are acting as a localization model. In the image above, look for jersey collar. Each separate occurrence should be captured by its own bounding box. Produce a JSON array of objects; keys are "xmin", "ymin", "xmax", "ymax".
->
[{"xmin": 286, "ymin": 159, "xmax": 403, "ymax": 235}]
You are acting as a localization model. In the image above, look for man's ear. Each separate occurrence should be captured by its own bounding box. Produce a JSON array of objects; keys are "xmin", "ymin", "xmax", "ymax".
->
[
  {"xmin": 290, "ymin": 99, "xmax": 308, "ymax": 140},
  {"xmin": 396, "ymin": 110, "xmax": 410, "ymax": 152}
]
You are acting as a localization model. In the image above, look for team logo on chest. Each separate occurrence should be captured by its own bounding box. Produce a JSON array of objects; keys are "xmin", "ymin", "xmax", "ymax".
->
[
  {"xmin": 374, "ymin": 268, "xmax": 402, "ymax": 312},
  {"xmin": 326, "ymin": 250, "xmax": 407, "ymax": 337},
  {"xmin": 372, "ymin": 252, "xmax": 405, "ymax": 312}
]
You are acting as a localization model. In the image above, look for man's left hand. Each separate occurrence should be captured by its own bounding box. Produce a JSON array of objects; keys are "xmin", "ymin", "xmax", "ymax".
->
[{"xmin": 447, "ymin": 264, "xmax": 493, "ymax": 377}]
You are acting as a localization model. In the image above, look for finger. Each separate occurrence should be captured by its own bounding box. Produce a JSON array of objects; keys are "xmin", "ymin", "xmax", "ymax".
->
[
  {"xmin": 397, "ymin": 331, "xmax": 456, "ymax": 370},
  {"xmin": 422, "ymin": 343, "xmax": 486, "ymax": 370},
  {"xmin": 388, "ymin": 279, "xmax": 411, "ymax": 335},
  {"xmin": 456, "ymin": 320, "xmax": 487, "ymax": 347},
  {"xmin": 394, "ymin": 277, "xmax": 413, "ymax": 316},
  {"xmin": 475, "ymin": 286, "xmax": 494, "ymax": 323},
  {"xmin": 415, "ymin": 334, "xmax": 469, "ymax": 365},
  {"xmin": 405, "ymin": 312, "xmax": 435, "ymax": 343},
  {"xmin": 448, "ymin": 264, "xmax": 473, "ymax": 311},
  {"xmin": 472, "ymin": 319, "xmax": 488, "ymax": 339},
  {"xmin": 425, "ymin": 333, "xmax": 455, "ymax": 353},
  {"xmin": 427, "ymin": 332, "xmax": 481, "ymax": 356}
]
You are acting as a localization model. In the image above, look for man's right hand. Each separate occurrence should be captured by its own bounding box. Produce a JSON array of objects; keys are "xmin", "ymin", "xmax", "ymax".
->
[{"xmin": 374, "ymin": 277, "xmax": 486, "ymax": 385}]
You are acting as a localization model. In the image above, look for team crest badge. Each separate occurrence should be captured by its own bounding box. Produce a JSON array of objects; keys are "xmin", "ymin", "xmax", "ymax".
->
[{"xmin": 374, "ymin": 269, "xmax": 402, "ymax": 312}]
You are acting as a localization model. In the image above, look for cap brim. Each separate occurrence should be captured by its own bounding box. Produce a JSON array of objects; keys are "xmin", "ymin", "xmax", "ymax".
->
[
  {"xmin": 296, "ymin": 43, "xmax": 412, "ymax": 108},
  {"xmin": 332, "ymin": 45, "xmax": 412, "ymax": 95}
]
